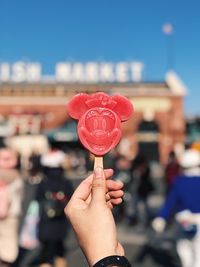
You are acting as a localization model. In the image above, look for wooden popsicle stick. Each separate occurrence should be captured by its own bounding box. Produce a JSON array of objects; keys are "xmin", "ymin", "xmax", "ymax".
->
[{"xmin": 94, "ymin": 156, "xmax": 103, "ymax": 169}]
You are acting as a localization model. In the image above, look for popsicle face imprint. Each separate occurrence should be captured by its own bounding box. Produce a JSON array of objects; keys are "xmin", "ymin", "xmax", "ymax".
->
[
  {"xmin": 67, "ymin": 92, "xmax": 134, "ymax": 156},
  {"xmin": 78, "ymin": 107, "xmax": 122, "ymax": 156}
]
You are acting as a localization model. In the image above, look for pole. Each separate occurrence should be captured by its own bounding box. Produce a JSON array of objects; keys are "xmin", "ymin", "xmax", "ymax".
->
[{"xmin": 163, "ymin": 23, "xmax": 174, "ymax": 71}]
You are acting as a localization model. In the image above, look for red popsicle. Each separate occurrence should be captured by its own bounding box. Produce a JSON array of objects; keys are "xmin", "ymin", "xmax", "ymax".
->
[{"xmin": 67, "ymin": 92, "xmax": 134, "ymax": 167}]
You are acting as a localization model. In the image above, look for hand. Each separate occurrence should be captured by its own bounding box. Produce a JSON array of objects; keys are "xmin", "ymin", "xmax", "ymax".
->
[
  {"xmin": 65, "ymin": 167, "xmax": 125, "ymax": 266},
  {"xmin": 152, "ymin": 217, "xmax": 166, "ymax": 233},
  {"xmin": 175, "ymin": 210, "xmax": 199, "ymax": 225}
]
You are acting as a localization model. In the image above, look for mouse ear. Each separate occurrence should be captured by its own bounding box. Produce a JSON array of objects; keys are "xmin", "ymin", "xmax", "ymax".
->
[
  {"xmin": 67, "ymin": 93, "xmax": 90, "ymax": 120},
  {"xmin": 111, "ymin": 95, "xmax": 134, "ymax": 121}
]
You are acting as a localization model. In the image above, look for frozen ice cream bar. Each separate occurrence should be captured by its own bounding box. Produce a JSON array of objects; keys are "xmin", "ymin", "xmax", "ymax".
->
[{"xmin": 67, "ymin": 92, "xmax": 134, "ymax": 159}]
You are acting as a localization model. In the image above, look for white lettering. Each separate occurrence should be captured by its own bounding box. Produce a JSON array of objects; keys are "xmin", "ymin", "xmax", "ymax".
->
[
  {"xmin": 56, "ymin": 63, "xmax": 71, "ymax": 82},
  {"xmin": 72, "ymin": 63, "xmax": 85, "ymax": 82},
  {"xmin": 0, "ymin": 61, "xmax": 144, "ymax": 83},
  {"xmin": 0, "ymin": 63, "xmax": 10, "ymax": 82},
  {"xmin": 26, "ymin": 63, "xmax": 41, "ymax": 82},
  {"xmin": 115, "ymin": 62, "xmax": 128, "ymax": 82},
  {"xmin": 130, "ymin": 62, "xmax": 144, "ymax": 82},
  {"xmin": 99, "ymin": 63, "xmax": 115, "ymax": 82},
  {"xmin": 85, "ymin": 62, "xmax": 99, "ymax": 82},
  {"xmin": 12, "ymin": 62, "xmax": 26, "ymax": 82}
]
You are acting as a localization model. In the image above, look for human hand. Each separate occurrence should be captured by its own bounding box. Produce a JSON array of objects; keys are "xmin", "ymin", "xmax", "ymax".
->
[
  {"xmin": 65, "ymin": 167, "xmax": 124, "ymax": 266},
  {"xmin": 152, "ymin": 217, "xmax": 166, "ymax": 233}
]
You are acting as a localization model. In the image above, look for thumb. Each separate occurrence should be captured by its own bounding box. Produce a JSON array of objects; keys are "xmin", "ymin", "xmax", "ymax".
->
[{"xmin": 91, "ymin": 167, "xmax": 106, "ymax": 203}]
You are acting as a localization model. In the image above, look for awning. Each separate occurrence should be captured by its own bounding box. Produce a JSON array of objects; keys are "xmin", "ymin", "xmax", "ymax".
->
[{"xmin": 44, "ymin": 121, "xmax": 78, "ymax": 142}]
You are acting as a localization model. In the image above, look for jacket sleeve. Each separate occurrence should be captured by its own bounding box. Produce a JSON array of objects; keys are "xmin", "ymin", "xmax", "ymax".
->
[
  {"xmin": 65, "ymin": 179, "xmax": 74, "ymax": 200},
  {"xmin": 158, "ymin": 181, "xmax": 179, "ymax": 220},
  {"xmin": 35, "ymin": 182, "xmax": 45, "ymax": 202}
]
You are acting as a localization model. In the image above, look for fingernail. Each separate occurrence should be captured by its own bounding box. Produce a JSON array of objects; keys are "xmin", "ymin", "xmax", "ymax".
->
[{"xmin": 94, "ymin": 167, "xmax": 103, "ymax": 179}]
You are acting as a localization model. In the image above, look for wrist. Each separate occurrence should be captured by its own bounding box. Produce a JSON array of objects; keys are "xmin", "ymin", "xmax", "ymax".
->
[
  {"xmin": 92, "ymin": 255, "xmax": 131, "ymax": 267},
  {"xmin": 87, "ymin": 250, "xmax": 118, "ymax": 267}
]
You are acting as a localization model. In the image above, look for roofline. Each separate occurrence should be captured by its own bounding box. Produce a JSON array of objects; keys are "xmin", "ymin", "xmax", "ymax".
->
[{"xmin": 165, "ymin": 71, "xmax": 187, "ymax": 96}]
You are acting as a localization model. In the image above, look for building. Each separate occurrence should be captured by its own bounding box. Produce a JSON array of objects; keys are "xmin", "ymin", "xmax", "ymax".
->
[
  {"xmin": 186, "ymin": 116, "xmax": 200, "ymax": 145},
  {"xmin": 0, "ymin": 62, "xmax": 186, "ymax": 164}
]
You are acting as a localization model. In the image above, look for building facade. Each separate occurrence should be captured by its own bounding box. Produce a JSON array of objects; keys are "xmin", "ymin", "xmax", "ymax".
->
[{"xmin": 0, "ymin": 71, "xmax": 186, "ymax": 164}]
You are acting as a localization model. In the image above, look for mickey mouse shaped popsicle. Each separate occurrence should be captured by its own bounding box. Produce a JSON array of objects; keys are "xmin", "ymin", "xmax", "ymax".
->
[{"xmin": 67, "ymin": 92, "xmax": 134, "ymax": 168}]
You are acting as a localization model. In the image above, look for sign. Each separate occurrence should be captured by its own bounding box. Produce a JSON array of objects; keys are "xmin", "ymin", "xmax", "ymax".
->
[
  {"xmin": 0, "ymin": 61, "xmax": 144, "ymax": 83},
  {"xmin": 0, "ymin": 62, "xmax": 41, "ymax": 83},
  {"xmin": 55, "ymin": 61, "xmax": 144, "ymax": 83}
]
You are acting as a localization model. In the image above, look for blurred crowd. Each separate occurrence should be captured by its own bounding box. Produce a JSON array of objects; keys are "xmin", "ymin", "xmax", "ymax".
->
[{"xmin": 0, "ymin": 138, "xmax": 200, "ymax": 267}]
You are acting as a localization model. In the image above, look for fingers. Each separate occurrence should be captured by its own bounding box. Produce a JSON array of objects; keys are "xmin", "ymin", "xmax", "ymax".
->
[
  {"xmin": 106, "ymin": 180, "xmax": 123, "ymax": 192},
  {"xmin": 106, "ymin": 190, "xmax": 124, "ymax": 200},
  {"xmin": 105, "ymin": 179, "xmax": 124, "ymax": 208},
  {"xmin": 104, "ymin": 169, "xmax": 114, "ymax": 178},
  {"xmin": 106, "ymin": 189, "xmax": 124, "ymax": 209},
  {"xmin": 70, "ymin": 179, "xmax": 92, "ymax": 201},
  {"xmin": 110, "ymin": 198, "xmax": 123, "ymax": 205},
  {"xmin": 70, "ymin": 168, "xmax": 114, "ymax": 202},
  {"xmin": 69, "ymin": 168, "xmax": 123, "ymax": 207},
  {"xmin": 91, "ymin": 167, "xmax": 106, "ymax": 203},
  {"xmin": 107, "ymin": 198, "xmax": 123, "ymax": 209}
]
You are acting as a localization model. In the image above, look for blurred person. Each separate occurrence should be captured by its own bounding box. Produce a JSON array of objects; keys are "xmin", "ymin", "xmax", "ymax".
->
[
  {"xmin": 114, "ymin": 155, "xmax": 132, "ymax": 184},
  {"xmin": 152, "ymin": 149, "xmax": 200, "ymax": 267},
  {"xmin": 28, "ymin": 149, "xmax": 42, "ymax": 184},
  {"xmin": 65, "ymin": 167, "xmax": 132, "ymax": 267},
  {"xmin": 0, "ymin": 147, "xmax": 24, "ymax": 267},
  {"xmin": 164, "ymin": 151, "xmax": 180, "ymax": 192},
  {"xmin": 113, "ymin": 155, "xmax": 132, "ymax": 222},
  {"xmin": 84, "ymin": 152, "xmax": 94, "ymax": 171},
  {"xmin": 68, "ymin": 150, "xmax": 80, "ymax": 172},
  {"xmin": 75, "ymin": 149, "xmax": 87, "ymax": 175},
  {"xmin": 129, "ymin": 154, "xmax": 154, "ymax": 226},
  {"xmin": 35, "ymin": 147, "xmax": 73, "ymax": 267}
]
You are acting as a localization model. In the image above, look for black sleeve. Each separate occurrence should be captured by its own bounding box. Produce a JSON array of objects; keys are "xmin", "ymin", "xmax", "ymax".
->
[
  {"xmin": 35, "ymin": 182, "xmax": 45, "ymax": 202},
  {"xmin": 64, "ymin": 179, "xmax": 74, "ymax": 200}
]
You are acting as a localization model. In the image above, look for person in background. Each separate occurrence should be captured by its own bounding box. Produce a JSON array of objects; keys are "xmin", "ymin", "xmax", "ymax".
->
[
  {"xmin": 113, "ymin": 155, "xmax": 132, "ymax": 222},
  {"xmin": 0, "ymin": 147, "xmax": 24, "ymax": 267},
  {"xmin": 65, "ymin": 167, "xmax": 132, "ymax": 267},
  {"xmin": 129, "ymin": 154, "xmax": 154, "ymax": 226},
  {"xmin": 152, "ymin": 148, "xmax": 200, "ymax": 267},
  {"xmin": 164, "ymin": 151, "xmax": 180, "ymax": 193},
  {"xmin": 35, "ymin": 147, "xmax": 73, "ymax": 267},
  {"xmin": 28, "ymin": 149, "xmax": 42, "ymax": 184}
]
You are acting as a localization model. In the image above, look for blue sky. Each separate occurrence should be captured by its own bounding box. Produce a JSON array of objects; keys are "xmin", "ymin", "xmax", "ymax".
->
[{"xmin": 0, "ymin": 0, "xmax": 199, "ymax": 115}]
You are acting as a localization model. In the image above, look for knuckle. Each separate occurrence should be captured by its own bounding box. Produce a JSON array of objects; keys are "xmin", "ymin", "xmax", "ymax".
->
[
  {"xmin": 92, "ymin": 180, "xmax": 104, "ymax": 189},
  {"xmin": 64, "ymin": 204, "xmax": 72, "ymax": 217}
]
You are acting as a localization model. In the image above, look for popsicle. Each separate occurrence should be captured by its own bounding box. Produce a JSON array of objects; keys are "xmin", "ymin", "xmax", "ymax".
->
[{"xmin": 67, "ymin": 92, "xmax": 134, "ymax": 168}]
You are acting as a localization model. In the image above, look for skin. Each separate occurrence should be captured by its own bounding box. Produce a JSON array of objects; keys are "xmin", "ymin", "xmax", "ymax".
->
[{"xmin": 65, "ymin": 168, "xmax": 125, "ymax": 267}]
